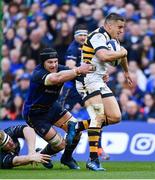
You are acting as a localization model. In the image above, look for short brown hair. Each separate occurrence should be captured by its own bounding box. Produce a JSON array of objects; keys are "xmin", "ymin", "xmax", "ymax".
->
[{"xmin": 104, "ymin": 13, "xmax": 125, "ymax": 24}]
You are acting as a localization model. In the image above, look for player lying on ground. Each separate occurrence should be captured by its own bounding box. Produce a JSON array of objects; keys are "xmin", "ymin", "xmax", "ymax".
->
[{"xmin": 0, "ymin": 125, "xmax": 51, "ymax": 169}]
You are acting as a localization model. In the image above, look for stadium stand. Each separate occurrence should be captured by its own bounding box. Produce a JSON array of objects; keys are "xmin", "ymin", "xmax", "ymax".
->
[{"xmin": 1, "ymin": 0, "xmax": 155, "ymax": 123}]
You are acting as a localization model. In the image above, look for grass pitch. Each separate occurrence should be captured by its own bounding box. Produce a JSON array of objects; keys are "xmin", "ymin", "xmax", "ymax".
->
[{"xmin": 0, "ymin": 162, "xmax": 155, "ymax": 179}]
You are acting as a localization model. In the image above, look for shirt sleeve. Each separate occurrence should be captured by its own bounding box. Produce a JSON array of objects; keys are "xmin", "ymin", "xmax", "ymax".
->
[
  {"xmin": 32, "ymin": 69, "xmax": 49, "ymax": 84},
  {"xmin": 0, "ymin": 153, "xmax": 16, "ymax": 169},
  {"xmin": 65, "ymin": 47, "xmax": 77, "ymax": 62},
  {"xmin": 89, "ymin": 33, "xmax": 109, "ymax": 52},
  {"xmin": 5, "ymin": 125, "xmax": 27, "ymax": 139}
]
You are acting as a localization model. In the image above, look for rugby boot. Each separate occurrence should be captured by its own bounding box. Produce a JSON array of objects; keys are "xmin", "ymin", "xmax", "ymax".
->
[
  {"xmin": 86, "ymin": 158, "xmax": 106, "ymax": 171},
  {"xmin": 61, "ymin": 155, "xmax": 80, "ymax": 169},
  {"xmin": 42, "ymin": 161, "xmax": 53, "ymax": 169},
  {"xmin": 36, "ymin": 148, "xmax": 53, "ymax": 169}
]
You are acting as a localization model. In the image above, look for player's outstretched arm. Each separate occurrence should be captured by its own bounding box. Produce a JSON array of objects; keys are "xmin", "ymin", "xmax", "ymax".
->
[
  {"xmin": 23, "ymin": 126, "xmax": 36, "ymax": 155},
  {"xmin": 12, "ymin": 153, "xmax": 51, "ymax": 167},
  {"xmin": 45, "ymin": 63, "xmax": 94, "ymax": 85}
]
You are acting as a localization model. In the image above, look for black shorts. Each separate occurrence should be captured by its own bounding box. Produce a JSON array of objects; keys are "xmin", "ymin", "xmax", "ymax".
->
[{"xmin": 24, "ymin": 102, "xmax": 67, "ymax": 138}]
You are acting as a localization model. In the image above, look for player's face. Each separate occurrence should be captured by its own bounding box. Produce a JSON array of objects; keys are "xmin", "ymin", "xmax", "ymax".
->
[
  {"xmin": 109, "ymin": 20, "xmax": 125, "ymax": 40},
  {"xmin": 44, "ymin": 58, "xmax": 58, "ymax": 73},
  {"xmin": 75, "ymin": 34, "xmax": 87, "ymax": 45},
  {"xmin": 2, "ymin": 136, "xmax": 16, "ymax": 152}
]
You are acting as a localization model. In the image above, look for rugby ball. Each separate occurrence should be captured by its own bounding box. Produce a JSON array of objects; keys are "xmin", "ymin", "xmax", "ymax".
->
[{"xmin": 107, "ymin": 39, "xmax": 121, "ymax": 67}]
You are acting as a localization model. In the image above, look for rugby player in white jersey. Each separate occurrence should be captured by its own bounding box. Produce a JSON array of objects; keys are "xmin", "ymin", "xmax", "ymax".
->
[{"xmin": 76, "ymin": 13, "xmax": 133, "ymax": 171}]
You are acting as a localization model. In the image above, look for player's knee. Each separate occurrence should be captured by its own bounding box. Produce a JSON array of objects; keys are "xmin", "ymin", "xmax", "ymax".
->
[
  {"xmin": 113, "ymin": 115, "xmax": 121, "ymax": 124},
  {"xmin": 109, "ymin": 113, "xmax": 121, "ymax": 124},
  {"xmin": 61, "ymin": 115, "xmax": 78, "ymax": 132},
  {"xmin": 58, "ymin": 139, "xmax": 66, "ymax": 150},
  {"xmin": 89, "ymin": 114, "xmax": 105, "ymax": 128},
  {"xmin": 96, "ymin": 114, "xmax": 106, "ymax": 127},
  {"xmin": 114, "ymin": 111, "xmax": 122, "ymax": 123},
  {"xmin": 87, "ymin": 104, "xmax": 105, "ymax": 128},
  {"xmin": 48, "ymin": 133, "xmax": 65, "ymax": 151}
]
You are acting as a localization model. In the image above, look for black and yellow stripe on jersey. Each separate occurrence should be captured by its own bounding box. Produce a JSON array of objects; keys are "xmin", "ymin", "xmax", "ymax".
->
[{"xmin": 82, "ymin": 27, "xmax": 111, "ymax": 64}]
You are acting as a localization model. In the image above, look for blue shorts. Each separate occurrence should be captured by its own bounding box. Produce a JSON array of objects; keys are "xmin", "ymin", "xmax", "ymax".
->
[{"xmin": 24, "ymin": 102, "xmax": 67, "ymax": 138}]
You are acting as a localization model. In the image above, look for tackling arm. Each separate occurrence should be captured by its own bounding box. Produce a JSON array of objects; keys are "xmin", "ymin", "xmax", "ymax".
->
[{"xmin": 44, "ymin": 63, "xmax": 93, "ymax": 86}]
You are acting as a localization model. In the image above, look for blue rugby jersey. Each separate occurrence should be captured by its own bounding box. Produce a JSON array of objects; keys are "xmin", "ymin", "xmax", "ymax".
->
[
  {"xmin": 58, "ymin": 40, "xmax": 83, "ymax": 110},
  {"xmin": 63, "ymin": 40, "xmax": 82, "ymax": 91},
  {"xmin": 23, "ymin": 64, "xmax": 69, "ymax": 116},
  {"xmin": 0, "ymin": 125, "xmax": 27, "ymax": 169},
  {"xmin": 65, "ymin": 40, "xmax": 82, "ymax": 67}
]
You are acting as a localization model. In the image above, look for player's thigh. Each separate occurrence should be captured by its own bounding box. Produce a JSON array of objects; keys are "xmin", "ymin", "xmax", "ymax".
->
[
  {"xmin": 84, "ymin": 94, "xmax": 103, "ymax": 107},
  {"xmin": 76, "ymin": 74, "xmax": 104, "ymax": 102},
  {"xmin": 50, "ymin": 102, "xmax": 77, "ymax": 132},
  {"xmin": 26, "ymin": 112, "xmax": 53, "ymax": 138},
  {"xmin": 102, "ymin": 96, "xmax": 121, "ymax": 118},
  {"xmin": 44, "ymin": 126, "xmax": 57, "ymax": 140}
]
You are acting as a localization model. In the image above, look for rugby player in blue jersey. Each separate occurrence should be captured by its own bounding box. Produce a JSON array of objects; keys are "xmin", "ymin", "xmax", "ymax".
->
[
  {"xmin": 59, "ymin": 24, "xmax": 87, "ymax": 111},
  {"xmin": 0, "ymin": 125, "xmax": 51, "ymax": 169},
  {"xmin": 22, "ymin": 48, "xmax": 93, "ymax": 169}
]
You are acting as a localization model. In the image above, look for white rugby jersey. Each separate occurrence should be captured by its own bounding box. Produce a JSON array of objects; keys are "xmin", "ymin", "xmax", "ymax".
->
[{"xmin": 82, "ymin": 27, "xmax": 111, "ymax": 76}]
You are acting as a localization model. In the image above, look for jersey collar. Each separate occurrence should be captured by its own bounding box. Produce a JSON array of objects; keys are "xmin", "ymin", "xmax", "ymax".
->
[{"xmin": 99, "ymin": 26, "xmax": 111, "ymax": 40}]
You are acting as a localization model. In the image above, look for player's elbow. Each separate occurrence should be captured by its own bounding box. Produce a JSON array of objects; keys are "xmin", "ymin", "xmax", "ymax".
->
[
  {"xmin": 23, "ymin": 126, "xmax": 34, "ymax": 133},
  {"xmin": 23, "ymin": 126, "xmax": 36, "ymax": 138}
]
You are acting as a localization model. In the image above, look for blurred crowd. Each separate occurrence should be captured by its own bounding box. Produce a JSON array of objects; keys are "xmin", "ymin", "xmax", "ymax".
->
[{"xmin": 1, "ymin": 0, "xmax": 155, "ymax": 122}]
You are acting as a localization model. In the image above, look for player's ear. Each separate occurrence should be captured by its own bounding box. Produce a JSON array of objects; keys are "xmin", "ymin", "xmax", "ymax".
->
[{"xmin": 106, "ymin": 21, "xmax": 112, "ymax": 29}]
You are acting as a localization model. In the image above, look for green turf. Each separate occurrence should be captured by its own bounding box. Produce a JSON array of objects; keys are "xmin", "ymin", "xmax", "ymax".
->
[{"xmin": 0, "ymin": 162, "xmax": 155, "ymax": 179}]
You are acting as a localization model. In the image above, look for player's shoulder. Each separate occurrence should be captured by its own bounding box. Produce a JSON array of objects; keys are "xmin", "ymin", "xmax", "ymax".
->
[
  {"xmin": 89, "ymin": 29, "xmax": 106, "ymax": 41},
  {"xmin": 68, "ymin": 40, "xmax": 79, "ymax": 50},
  {"xmin": 34, "ymin": 64, "xmax": 43, "ymax": 72},
  {"xmin": 4, "ymin": 125, "xmax": 26, "ymax": 137},
  {"xmin": 92, "ymin": 33, "xmax": 105, "ymax": 40},
  {"xmin": 33, "ymin": 64, "xmax": 47, "ymax": 75},
  {"xmin": 31, "ymin": 64, "xmax": 49, "ymax": 82},
  {"xmin": 4, "ymin": 126, "xmax": 16, "ymax": 134}
]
